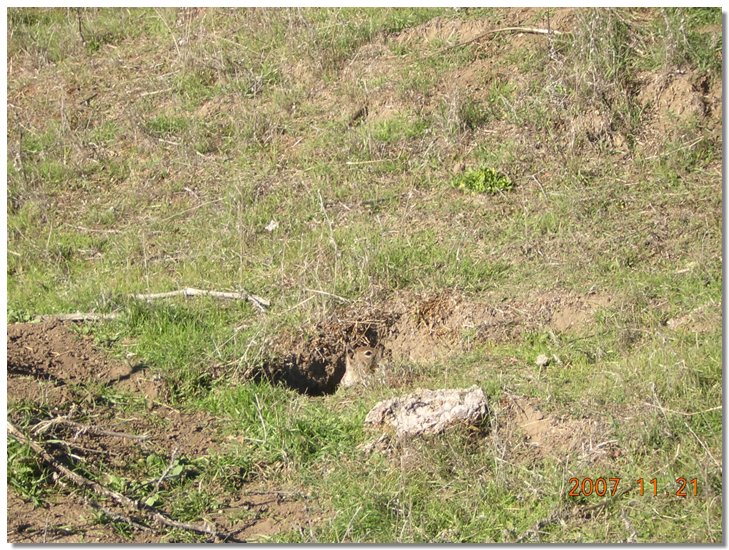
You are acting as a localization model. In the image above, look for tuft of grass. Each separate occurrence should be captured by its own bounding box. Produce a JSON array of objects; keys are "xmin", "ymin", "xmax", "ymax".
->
[
  {"xmin": 199, "ymin": 380, "xmax": 368, "ymax": 474},
  {"xmin": 145, "ymin": 114, "xmax": 190, "ymax": 138},
  {"xmin": 8, "ymin": 440, "xmax": 51, "ymax": 507}
]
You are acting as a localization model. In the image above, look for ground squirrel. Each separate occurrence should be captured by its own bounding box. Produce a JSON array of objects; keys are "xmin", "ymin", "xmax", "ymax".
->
[{"xmin": 341, "ymin": 346, "xmax": 379, "ymax": 388}]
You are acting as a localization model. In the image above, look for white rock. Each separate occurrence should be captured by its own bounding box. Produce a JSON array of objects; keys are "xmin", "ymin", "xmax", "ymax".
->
[{"xmin": 364, "ymin": 386, "xmax": 488, "ymax": 439}]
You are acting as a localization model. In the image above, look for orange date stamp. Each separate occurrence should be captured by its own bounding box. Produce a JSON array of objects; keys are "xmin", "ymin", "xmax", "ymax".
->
[{"xmin": 567, "ymin": 477, "xmax": 699, "ymax": 498}]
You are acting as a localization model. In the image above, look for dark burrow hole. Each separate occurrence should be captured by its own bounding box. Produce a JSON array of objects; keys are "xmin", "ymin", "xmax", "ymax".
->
[{"xmin": 255, "ymin": 320, "xmax": 391, "ymax": 396}]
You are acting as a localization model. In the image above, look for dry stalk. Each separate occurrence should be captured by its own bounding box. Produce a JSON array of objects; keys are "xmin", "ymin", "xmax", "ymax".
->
[
  {"xmin": 132, "ymin": 287, "xmax": 269, "ymax": 312},
  {"xmin": 33, "ymin": 312, "xmax": 120, "ymax": 323},
  {"xmin": 440, "ymin": 26, "xmax": 569, "ymax": 56}
]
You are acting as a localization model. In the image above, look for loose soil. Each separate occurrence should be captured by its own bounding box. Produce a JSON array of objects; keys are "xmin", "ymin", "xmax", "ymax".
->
[
  {"xmin": 496, "ymin": 395, "xmax": 619, "ymax": 462},
  {"xmin": 6, "ymin": 320, "xmax": 320, "ymax": 542}
]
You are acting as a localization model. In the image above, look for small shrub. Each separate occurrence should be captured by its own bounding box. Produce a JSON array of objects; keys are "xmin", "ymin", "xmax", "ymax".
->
[{"xmin": 451, "ymin": 167, "xmax": 512, "ymax": 194}]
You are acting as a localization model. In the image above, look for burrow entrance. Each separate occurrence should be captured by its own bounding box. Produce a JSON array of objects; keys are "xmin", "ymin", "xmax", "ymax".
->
[
  {"xmin": 255, "ymin": 291, "xmax": 614, "ymax": 396},
  {"xmin": 257, "ymin": 311, "xmax": 399, "ymax": 396}
]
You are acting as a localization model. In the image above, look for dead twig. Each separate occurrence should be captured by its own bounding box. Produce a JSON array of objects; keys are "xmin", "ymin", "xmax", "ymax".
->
[
  {"xmin": 441, "ymin": 26, "xmax": 568, "ymax": 55},
  {"xmin": 304, "ymin": 288, "xmax": 351, "ymax": 303},
  {"xmin": 33, "ymin": 312, "xmax": 121, "ymax": 323},
  {"xmin": 76, "ymin": 8, "xmax": 86, "ymax": 45},
  {"xmin": 86, "ymin": 499, "xmax": 153, "ymax": 532},
  {"xmin": 152, "ymin": 448, "xmax": 179, "ymax": 493},
  {"xmin": 685, "ymin": 423, "xmax": 721, "ymax": 470},
  {"xmin": 24, "ymin": 286, "xmax": 270, "ymax": 325},
  {"xmin": 31, "ymin": 417, "xmax": 150, "ymax": 442},
  {"xmin": 8, "ymin": 422, "xmax": 228, "ymax": 541},
  {"xmin": 66, "ymin": 224, "xmax": 122, "ymax": 234},
  {"xmin": 643, "ymin": 137, "xmax": 704, "ymax": 161},
  {"xmin": 131, "ymin": 287, "xmax": 269, "ymax": 312},
  {"xmin": 531, "ymin": 174, "xmax": 549, "ymax": 201},
  {"xmin": 643, "ymin": 402, "xmax": 722, "ymax": 417}
]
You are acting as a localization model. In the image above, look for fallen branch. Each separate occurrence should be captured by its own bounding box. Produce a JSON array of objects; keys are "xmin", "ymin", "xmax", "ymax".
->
[
  {"xmin": 34, "ymin": 312, "xmax": 120, "ymax": 323},
  {"xmin": 152, "ymin": 447, "xmax": 178, "ymax": 493},
  {"xmin": 22, "ymin": 287, "xmax": 270, "ymax": 326},
  {"xmin": 441, "ymin": 26, "xmax": 568, "ymax": 55},
  {"xmin": 86, "ymin": 499, "xmax": 153, "ymax": 532},
  {"xmin": 8, "ymin": 422, "xmax": 228, "ymax": 541},
  {"xmin": 304, "ymin": 288, "xmax": 351, "ymax": 303},
  {"xmin": 131, "ymin": 287, "xmax": 270, "ymax": 312},
  {"xmin": 31, "ymin": 417, "xmax": 150, "ymax": 442}
]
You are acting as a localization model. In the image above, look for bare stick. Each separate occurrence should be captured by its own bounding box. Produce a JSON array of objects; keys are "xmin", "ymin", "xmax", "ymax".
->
[
  {"xmin": 643, "ymin": 137, "xmax": 704, "ymax": 161},
  {"xmin": 131, "ymin": 287, "xmax": 269, "ymax": 312},
  {"xmin": 442, "ymin": 26, "xmax": 567, "ymax": 55},
  {"xmin": 86, "ymin": 499, "xmax": 153, "ymax": 532},
  {"xmin": 33, "ymin": 312, "xmax": 120, "ymax": 323},
  {"xmin": 153, "ymin": 447, "xmax": 178, "ymax": 493},
  {"xmin": 304, "ymin": 288, "xmax": 351, "ymax": 303},
  {"xmin": 531, "ymin": 174, "xmax": 549, "ymax": 201},
  {"xmin": 643, "ymin": 403, "xmax": 722, "ymax": 417},
  {"xmin": 21, "ymin": 286, "xmax": 270, "ymax": 325},
  {"xmin": 345, "ymin": 159, "xmax": 396, "ymax": 165},
  {"xmin": 66, "ymin": 224, "xmax": 122, "ymax": 234},
  {"xmin": 76, "ymin": 8, "xmax": 86, "ymax": 45},
  {"xmin": 31, "ymin": 417, "xmax": 150, "ymax": 442},
  {"xmin": 685, "ymin": 423, "xmax": 721, "ymax": 469},
  {"xmin": 8, "ymin": 422, "xmax": 227, "ymax": 541},
  {"xmin": 139, "ymin": 87, "xmax": 173, "ymax": 98}
]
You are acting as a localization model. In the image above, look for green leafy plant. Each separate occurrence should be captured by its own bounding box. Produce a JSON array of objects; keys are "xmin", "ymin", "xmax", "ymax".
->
[{"xmin": 451, "ymin": 167, "xmax": 513, "ymax": 194}]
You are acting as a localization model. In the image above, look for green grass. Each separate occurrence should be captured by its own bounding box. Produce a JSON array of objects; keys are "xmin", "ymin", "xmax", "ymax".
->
[{"xmin": 7, "ymin": 7, "xmax": 721, "ymax": 543}]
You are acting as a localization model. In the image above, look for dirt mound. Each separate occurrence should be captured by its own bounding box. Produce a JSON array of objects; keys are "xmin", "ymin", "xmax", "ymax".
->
[
  {"xmin": 259, "ymin": 306, "xmax": 397, "ymax": 395},
  {"xmin": 8, "ymin": 320, "xmax": 131, "ymax": 387},
  {"xmin": 637, "ymin": 72, "xmax": 721, "ymax": 135},
  {"xmin": 394, "ymin": 9, "xmax": 574, "ymax": 47}
]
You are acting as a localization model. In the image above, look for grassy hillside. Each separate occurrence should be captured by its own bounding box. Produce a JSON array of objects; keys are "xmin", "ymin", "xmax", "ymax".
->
[{"xmin": 7, "ymin": 7, "xmax": 722, "ymax": 542}]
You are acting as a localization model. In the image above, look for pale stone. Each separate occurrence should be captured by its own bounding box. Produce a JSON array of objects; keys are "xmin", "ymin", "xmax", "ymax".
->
[{"xmin": 364, "ymin": 386, "xmax": 488, "ymax": 438}]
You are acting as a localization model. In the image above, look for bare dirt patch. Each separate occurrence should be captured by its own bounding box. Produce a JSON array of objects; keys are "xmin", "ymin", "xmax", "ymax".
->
[
  {"xmin": 8, "ymin": 320, "xmax": 128, "ymax": 389},
  {"xmin": 7, "ymin": 490, "xmax": 160, "ymax": 543},
  {"xmin": 637, "ymin": 71, "xmax": 721, "ymax": 138},
  {"xmin": 212, "ymin": 489, "xmax": 325, "ymax": 542},
  {"xmin": 548, "ymin": 293, "xmax": 613, "ymax": 333},
  {"xmin": 7, "ymin": 320, "xmax": 316, "ymax": 542},
  {"xmin": 496, "ymin": 395, "xmax": 618, "ymax": 463}
]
